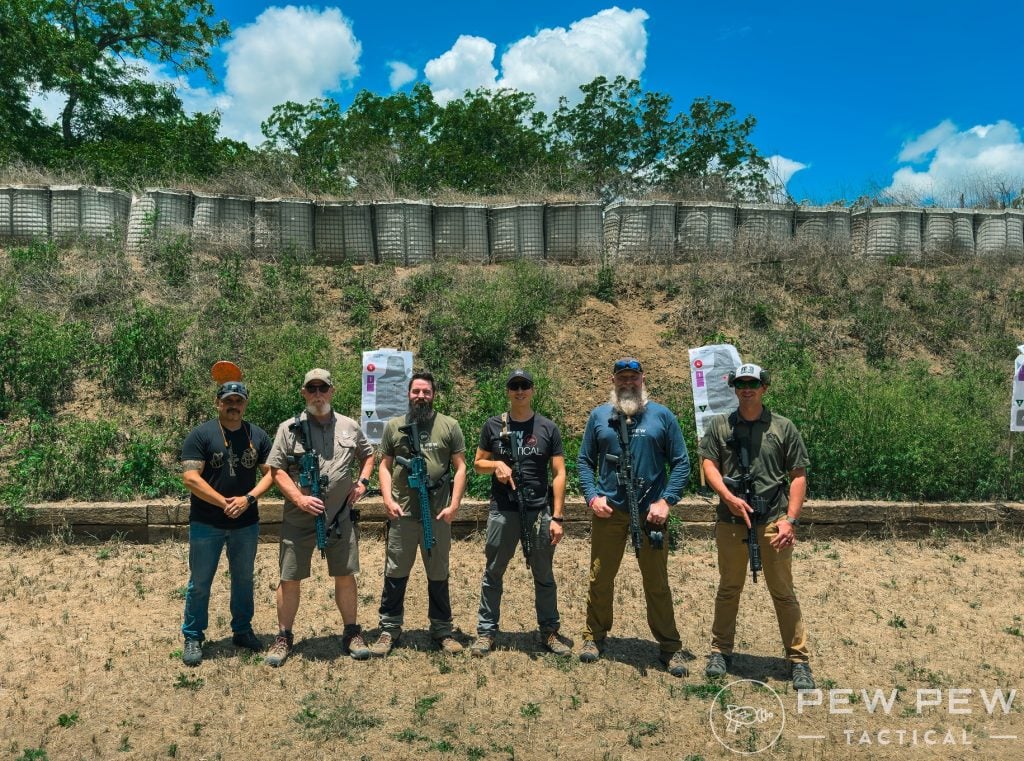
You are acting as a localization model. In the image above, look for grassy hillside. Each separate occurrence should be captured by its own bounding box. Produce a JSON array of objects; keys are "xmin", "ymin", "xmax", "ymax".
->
[{"xmin": 2, "ymin": 234, "xmax": 1023, "ymax": 514}]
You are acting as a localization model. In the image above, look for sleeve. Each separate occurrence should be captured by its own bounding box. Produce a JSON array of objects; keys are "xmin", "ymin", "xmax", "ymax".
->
[
  {"xmin": 548, "ymin": 420, "xmax": 564, "ymax": 458},
  {"xmin": 783, "ymin": 421, "xmax": 811, "ymax": 471},
  {"xmin": 449, "ymin": 420, "xmax": 466, "ymax": 455},
  {"xmin": 577, "ymin": 412, "xmax": 600, "ymax": 504},
  {"xmin": 697, "ymin": 416, "xmax": 724, "ymax": 462},
  {"xmin": 266, "ymin": 422, "xmax": 292, "ymax": 470},
  {"xmin": 253, "ymin": 425, "xmax": 273, "ymax": 464},
  {"xmin": 379, "ymin": 421, "xmax": 397, "ymax": 457},
  {"xmin": 477, "ymin": 417, "xmax": 495, "ymax": 453},
  {"xmin": 355, "ymin": 425, "xmax": 374, "ymax": 461},
  {"xmin": 660, "ymin": 411, "xmax": 690, "ymax": 505},
  {"xmin": 181, "ymin": 426, "xmax": 207, "ymax": 467}
]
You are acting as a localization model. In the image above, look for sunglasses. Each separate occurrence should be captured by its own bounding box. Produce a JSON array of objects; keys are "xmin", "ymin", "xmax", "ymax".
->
[
  {"xmin": 507, "ymin": 382, "xmax": 533, "ymax": 391},
  {"xmin": 733, "ymin": 378, "xmax": 762, "ymax": 389},
  {"xmin": 305, "ymin": 383, "xmax": 331, "ymax": 393},
  {"xmin": 613, "ymin": 359, "xmax": 642, "ymax": 373}
]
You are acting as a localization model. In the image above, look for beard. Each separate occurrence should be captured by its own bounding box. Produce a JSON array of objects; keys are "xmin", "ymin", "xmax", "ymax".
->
[
  {"xmin": 409, "ymin": 399, "xmax": 434, "ymax": 425},
  {"xmin": 610, "ymin": 384, "xmax": 648, "ymax": 418},
  {"xmin": 306, "ymin": 399, "xmax": 331, "ymax": 417}
]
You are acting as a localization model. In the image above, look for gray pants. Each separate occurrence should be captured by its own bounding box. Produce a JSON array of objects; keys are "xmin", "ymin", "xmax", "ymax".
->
[
  {"xmin": 379, "ymin": 515, "xmax": 454, "ymax": 638},
  {"xmin": 477, "ymin": 508, "xmax": 560, "ymax": 636}
]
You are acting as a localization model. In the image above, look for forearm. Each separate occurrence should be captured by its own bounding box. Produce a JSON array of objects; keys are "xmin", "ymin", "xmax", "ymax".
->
[
  {"xmin": 701, "ymin": 459, "xmax": 733, "ymax": 502},
  {"xmin": 787, "ymin": 472, "xmax": 807, "ymax": 519},
  {"xmin": 449, "ymin": 462, "xmax": 467, "ymax": 508},
  {"xmin": 271, "ymin": 467, "xmax": 304, "ymax": 505},
  {"xmin": 357, "ymin": 454, "xmax": 374, "ymax": 483},
  {"xmin": 249, "ymin": 466, "xmax": 274, "ymax": 499},
  {"xmin": 182, "ymin": 472, "xmax": 228, "ymax": 510}
]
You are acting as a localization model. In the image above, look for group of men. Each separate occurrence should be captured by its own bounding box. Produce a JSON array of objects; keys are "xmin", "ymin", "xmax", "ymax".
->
[{"xmin": 179, "ymin": 358, "xmax": 814, "ymax": 689}]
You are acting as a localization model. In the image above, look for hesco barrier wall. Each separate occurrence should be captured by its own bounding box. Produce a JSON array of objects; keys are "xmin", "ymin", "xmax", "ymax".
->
[{"xmin": 3, "ymin": 185, "xmax": 1024, "ymax": 262}]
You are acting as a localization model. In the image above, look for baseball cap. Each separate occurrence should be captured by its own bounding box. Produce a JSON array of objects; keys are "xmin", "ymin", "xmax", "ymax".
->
[
  {"xmin": 303, "ymin": 368, "xmax": 333, "ymax": 387},
  {"xmin": 217, "ymin": 381, "xmax": 249, "ymax": 400},
  {"xmin": 506, "ymin": 368, "xmax": 534, "ymax": 387},
  {"xmin": 734, "ymin": 363, "xmax": 765, "ymax": 381},
  {"xmin": 613, "ymin": 357, "xmax": 643, "ymax": 374}
]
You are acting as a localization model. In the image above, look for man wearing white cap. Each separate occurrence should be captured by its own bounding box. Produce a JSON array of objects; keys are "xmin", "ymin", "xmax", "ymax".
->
[
  {"xmin": 264, "ymin": 368, "xmax": 375, "ymax": 667},
  {"xmin": 698, "ymin": 363, "xmax": 814, "ymax": 690}
]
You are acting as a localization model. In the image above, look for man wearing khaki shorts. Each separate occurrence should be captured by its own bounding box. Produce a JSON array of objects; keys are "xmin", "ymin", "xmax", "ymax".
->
[{"xmin": 265, "ymin": 368, "xmax": 375, "ymax": 667}]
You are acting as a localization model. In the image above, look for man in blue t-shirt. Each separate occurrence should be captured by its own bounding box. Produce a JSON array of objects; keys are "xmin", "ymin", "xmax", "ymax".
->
[
  {"xmin": 577, "ymin": 358, "xmax": 691, "ymax": 676},
  {"xmin": 179, "ymin": 380, "xmax": 273, "ymax": 666}
]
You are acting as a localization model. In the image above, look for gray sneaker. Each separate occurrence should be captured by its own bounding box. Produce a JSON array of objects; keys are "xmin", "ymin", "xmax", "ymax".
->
[
  {"xmin": 705, "ymin": 652, "xmax": 728, "ymax": 678},
  {"xmin": 659, "ymin": 650, "xmax": 689, "ymax": 677},
  {"xmin": 543, "ymin": 631, "xmax": 572, "ymax": 656},
  {"xmin": 792, "ymin": 662, "xmax": 816, "ymax": 690},
  {"xmin": 342, "ymin": 626, "xmax": 370, "ymax": 661},
  {"xmin": 470, "ymin": 634, "xmax": 494, "ymax": 657},
  {"xmin": 369, "ymin": 630, "xmax": 397, "ymax": 657},
  {"xmin": 182, "ymin": 639, "xmax": 202, "ymax": 667},
  {"xmin": 579, "ymin": 639, "xmax": 603, "ymax": 663},
  {"xmin": 264, "ymin": 633, "xmax": 293, "ymax": 667}
]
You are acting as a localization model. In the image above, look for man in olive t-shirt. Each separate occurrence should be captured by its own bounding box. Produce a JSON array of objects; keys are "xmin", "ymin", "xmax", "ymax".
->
[{"xmin": 369, "ymin": 371, "xmax": 467, "ymax": 656}]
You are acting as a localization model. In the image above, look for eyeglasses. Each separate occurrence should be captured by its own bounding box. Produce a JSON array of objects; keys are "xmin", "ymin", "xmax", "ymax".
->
[
  {"xmin": 507, "ymin": 382, "xmax": 533, "ymax": 391},
  {"xmin": 305, "ymin": 383, "xmax": 331, "ymax": 394},
  {"xmin": 613, "ymin": 359, "xmax": 642, "ymax": 373},
  {"xmin": 733, "ymin": 378, "xmax": 762, "ymax": 389}
]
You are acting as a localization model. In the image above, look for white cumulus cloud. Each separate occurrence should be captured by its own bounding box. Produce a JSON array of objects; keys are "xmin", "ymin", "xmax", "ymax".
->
[
  {"xmin": 387, "ymin": 61, "xmax": 417, "ymax": 90},
  {"xmin": 886, "ymin": 119, "xmax": 1024, "ymax": 203},
  {"xmin": 220, "ymin": 6, "xmax": 362, "ymax": 143},
  {"xmin": 424, "ymin": 7, "xmax": 649, "ymax": 111},
  {"xmin": 424, "ymin": 35, "xmax": 497, "ymax": 105}
]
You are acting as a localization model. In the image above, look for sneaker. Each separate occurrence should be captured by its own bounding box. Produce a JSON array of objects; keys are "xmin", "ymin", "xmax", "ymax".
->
[
  {"xmin": 369, "ymin": 631, "xmax": 397, "ymax": 658},
  {"xmin": 790, "ymin": 663, "xmax": 815, "ymax": 692},
  {"xmin": 705, "ymin": 652, "xmax": 729, "ymax": 678},
  {"xmin": 470, "ymin": 634, "xmax": 494, "ymax": 658},
  {"xmin": 543, "ymin": 631, "xmax": 572, "ymax": 656},
  {"xmin": 435, "ymin": 636, "xmax": 463, "ymax": 655},
  {"xmin": 659, "ymin": 650, "xmax": 689, "ymax": 677},
  {"xmin": 342, "ymin": 626, "xmax": 370, "ymax": 661},
  {"xmin": 578, "ymin": 639, "xmax": 603, "ymax": 663},
  {"xmin": 231, "ymin": 630, "xmax": 264, "ymax": 652},
  {"xmin": 182, "ymin": 639, "xmax": 202, "ymax": 667},
  {"xmin": 792, "ymin": 662, "xmax": 816, "ymax": 690},
  {"xmin": 264, "ymin": 632, "xmax": 293, "ymax": 667}
]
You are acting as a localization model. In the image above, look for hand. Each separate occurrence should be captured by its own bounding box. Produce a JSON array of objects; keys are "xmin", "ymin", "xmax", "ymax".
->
[
  {"xmin": 494, "ymin": 463, "xmax": 516, "ymax": 490},
  {"xmin": 646, "ymin": 499, "xmax": 669, "ymax": 527},
  {"xmin": 351, "ymin": 482, "xmax": 367, "ymax": 503},
  {"xmin": 435, "ymin": 505, "xmax": 457, "ymax": 524},
  {"xmin": 590, "ymin": 495, "xmax": 613, "ymax": 519},
  {"xmin": 223, "ymin": 496, "xmax": 248, "ymax": 519},
  {"xmin": 725, "ymin": 493, "xmax": 754, "ymax": 529},
  {"xmin": 770, "ymin": 519, "xmax": 796, "ymax": 550},
  {"xmin": 549, "ymin": 519, "xmax": 564, "ymax": 545},
  {"xmin": 297, "ymin": 494, "xmax": 325, "ymax": 516},
  {"xmin": 384, "ymin": 499, "xmax": 404, "ymax": 520}
]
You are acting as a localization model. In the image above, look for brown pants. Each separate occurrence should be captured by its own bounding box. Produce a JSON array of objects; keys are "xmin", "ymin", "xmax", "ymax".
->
[
  {"xmin": 711, "ymin": 521, "xmax": 809, "ymax": 662},
  {"xmin": 584, "ymin": 509, "xmax": 681, "ymax": 653}
]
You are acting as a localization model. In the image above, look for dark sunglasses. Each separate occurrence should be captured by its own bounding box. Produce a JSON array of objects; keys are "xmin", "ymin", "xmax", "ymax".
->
[
  {"xmin": 613, "ymin": 359, "xmax": 642, "ymax": 373},
  {"xmin": 305, "ymin": 383, "xmax": 331, "ymax": 393},
  {"xmin": 733, "ymin": 378, "xmax": 762, "ymax": 389},
  {"xmin": 507, "ymin": 382, "xmax": 533, "ymax": 391}
]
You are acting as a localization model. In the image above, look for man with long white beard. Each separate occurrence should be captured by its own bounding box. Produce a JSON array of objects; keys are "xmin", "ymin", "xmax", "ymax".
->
[
  {"xmin": 577, "ymin": 358, "xmax": 691, "ymax": 676},
  {"xmin": 264, "ymin": 369, "xmax": 375, "ymax": 667},
  {"xmin": 370, "ymin": 371, "xmax": 468, "ymax": 656}
]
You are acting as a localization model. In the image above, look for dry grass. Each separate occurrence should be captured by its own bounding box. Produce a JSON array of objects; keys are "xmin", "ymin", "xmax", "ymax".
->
[{"xmin": 3, "ymin": 531, "xmax": 1024, "ymax": 760}]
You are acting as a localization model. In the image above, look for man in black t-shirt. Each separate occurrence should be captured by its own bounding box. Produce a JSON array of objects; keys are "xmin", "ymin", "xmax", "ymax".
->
[
  {"xmin": 470, "ymin": 369, "xmax": 569, "ymax": 657},
  {"xmin": 179, "ymin": 381, "xmax": 273, "ymax": 666}
]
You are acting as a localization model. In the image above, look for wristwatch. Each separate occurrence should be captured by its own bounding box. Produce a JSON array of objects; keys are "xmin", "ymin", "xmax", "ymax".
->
[
  {"xmin": 245, "ymin": 494, "xmax": 256, "ymax": 508},
  {"xmin": 360, "ymin": 478, "xmax": 371, "ymax": 487},
  {"xmin": 551, "ymin": 516, "xmax": 564, "ymax": 524},
  {"xmin": 783, "ymin": 515, "xmax": 799, "ymax": 526}
]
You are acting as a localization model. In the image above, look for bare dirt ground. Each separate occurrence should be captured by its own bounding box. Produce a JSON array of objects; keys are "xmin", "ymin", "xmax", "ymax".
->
[{"xmin": 3, "ymin": 530, "xmax": 1024, "ymax": 761}]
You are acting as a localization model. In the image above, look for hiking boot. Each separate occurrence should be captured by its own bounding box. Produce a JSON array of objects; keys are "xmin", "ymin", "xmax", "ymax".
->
[
  {"xmin": 342, "ymin": 626, "xmax": 370, "ymax": 661},
  {"xmin": 435, "ymin": 635, "xmax": 463, "ymax": 655},
  {"xmin": 231, "ymin": 630, "xmax": 264, "ymax": 653},
  {"xmin": 369, "ymin": 630, "xmax": 397, "ymax": 658},
  {"xmin": 543, "ymin": 631, "xmax": 572, "ymax": 656},
  {"xmin": 792, "ymin": 662, "xmax": 816, "ymax": 690},
  {"xmin": 578, "ymin": 639, "xmax": 603, "ymax": 663},
  {"xmin": 182, "ymin": 639, "xmax": 202, "ymax": 667},
  {"xmin": 264, "ymin": 632, "xmax": 293, "ymax": 667},
  {"xmin": 470, "ymin": 634, "xmax": 494, "ymax": 658},
  {"xmin": 659, "ymin": 650, "xmax": 689, "ymax": 678},
  {"xmin": 705, "ymin": 652, "xmax": 729, "ymax": 678}
]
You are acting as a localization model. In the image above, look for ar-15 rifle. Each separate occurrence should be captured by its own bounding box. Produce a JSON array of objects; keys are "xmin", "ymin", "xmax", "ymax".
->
[
  {"xmin": 723, "ymin": 427, "xmax": 763, "ymax": 583},
  {"xmin": 605, "ymin": 414, "xmax": 663, "ymax": 558},
  {"xmin": 289, "ymin": 417, "xmax": 330, "ymax": 558},
  {"xmin": 500, "ymin": 422, "xmax": 532, "ymax": 567},
  {"xmin": 395, "ymin": 420, "xmax": 435, "ymax": 557}
]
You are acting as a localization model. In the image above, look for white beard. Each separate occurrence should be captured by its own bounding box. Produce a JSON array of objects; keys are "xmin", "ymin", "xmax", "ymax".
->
[
  {"xmin": 610, "ymin": 384, "xmax": 648, "ymax": 418},
  {"xmin": 306, "ymin": 400, "xmax": 331, "ymax": 417}
]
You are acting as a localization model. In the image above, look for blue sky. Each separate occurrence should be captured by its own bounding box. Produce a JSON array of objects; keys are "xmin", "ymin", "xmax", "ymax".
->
[{"xmin": 51, "ymin": 1, "xmax": 1024, "ymax": 203}]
